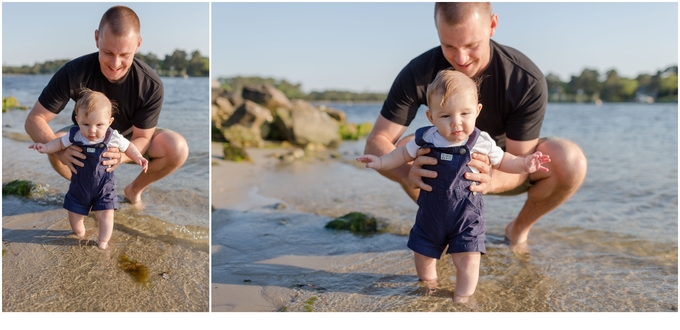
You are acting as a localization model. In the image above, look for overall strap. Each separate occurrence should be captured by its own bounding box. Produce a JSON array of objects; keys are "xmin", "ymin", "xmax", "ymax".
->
[
  {"xmin": 465, "ymin": 128, "xmax": 481, "ymax": 149},
  {"xmin": 102, "ymin": 127, "xmax": 114, "ymax": 145},
  {"xmin": 68, "ymin": 126, "xmax": 80, "ymax": 144},
  {"xmin": 414, "ymin": 126, "xmax": 434, "ymax": 147}
]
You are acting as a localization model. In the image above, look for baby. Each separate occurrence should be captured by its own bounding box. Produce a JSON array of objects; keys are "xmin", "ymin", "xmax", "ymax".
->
[
  {"xmin": 29, "ymin": 88, "xmax": 148, "ymax": 249},
  {"xmin": 358, "ymin": 69, "xmax": 550, "ymax": 303}
]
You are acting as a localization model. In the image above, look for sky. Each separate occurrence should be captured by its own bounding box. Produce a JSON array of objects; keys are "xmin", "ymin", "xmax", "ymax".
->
[
  {"xmin": 1, "ymin": 2, "xmax": 677, "ymax": 94},
  {"xmin": 1, "ymin": 2, "xmax": 209, "ymax": 66},
  {"xmin": 212, "ymin": 1, "xmax": 678, "ymax": 93}
]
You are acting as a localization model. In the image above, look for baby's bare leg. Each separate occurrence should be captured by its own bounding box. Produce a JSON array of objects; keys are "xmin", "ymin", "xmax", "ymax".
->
[
  {"xmin": 68, "ymin": 211, "xmax": 86, "ymax": 238},
  {"xmin": 93, "ymin": 209, "xmax": 114, "ymax": 250},
  {"xmin": 451, "ymin": 252, "xmax": 481, "ymax": 303},
  {"xmin": 413, "ymin": 252, "xmax": 438, "ymax": 289}
]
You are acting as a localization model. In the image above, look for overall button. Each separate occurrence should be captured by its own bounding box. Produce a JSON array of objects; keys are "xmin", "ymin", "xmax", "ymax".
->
[{"xmin": 459, "ymin": 148, "xmax": 467, "ymax": 155}]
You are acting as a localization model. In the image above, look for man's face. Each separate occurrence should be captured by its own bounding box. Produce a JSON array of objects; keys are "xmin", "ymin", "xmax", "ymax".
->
[
  {"xmin": 95, "ymin": 24, "xmax": 141, "ymax": 83},
  {"xmin": 436, "ymin": 11, "xmax": 497, "ymax": 78}
]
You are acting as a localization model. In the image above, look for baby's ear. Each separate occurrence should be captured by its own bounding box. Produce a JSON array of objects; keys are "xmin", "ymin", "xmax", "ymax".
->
[
  {"xmin": 109, "ymin": 117, "xmax": 114, "ymax": 125},
  {"xmin": 476, "ymin": 103, "xmax": 483, "ymax": 115}
]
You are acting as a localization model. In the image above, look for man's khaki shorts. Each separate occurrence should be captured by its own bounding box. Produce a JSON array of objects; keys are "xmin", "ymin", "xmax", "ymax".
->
[{"xmin": 488, "ymin": 136, "xmax": 552, "ymax": 196}]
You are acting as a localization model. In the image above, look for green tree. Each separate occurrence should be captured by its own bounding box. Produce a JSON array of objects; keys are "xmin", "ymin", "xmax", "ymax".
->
[
  {"xmin": 164, "ymin": 49, "xmax": 189, "ymax": 74},
  {"xmin": 187, "ymin": 50, "xmax": 209, "ymax": 76},
  {"xmin": 568, "ymin": 68, "xmax": 601, "ymax": 101}
]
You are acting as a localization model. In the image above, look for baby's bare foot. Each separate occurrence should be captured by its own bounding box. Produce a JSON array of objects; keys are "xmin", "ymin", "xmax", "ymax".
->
[{"xmin": 97, "ymin": 240, "xmax": 108, "ymax": 250}]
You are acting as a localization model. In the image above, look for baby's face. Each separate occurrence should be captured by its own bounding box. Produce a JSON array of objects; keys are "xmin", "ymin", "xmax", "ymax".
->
[
  {"xmin": 427, "ymin": 91, "xmax": 482, "ymax": 144},
  {"xmin": 75, "ymin": 106, "xmax": 114, "ymax": 142}
]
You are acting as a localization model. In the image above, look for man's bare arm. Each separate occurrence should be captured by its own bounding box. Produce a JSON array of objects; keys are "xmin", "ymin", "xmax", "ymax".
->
[{"xmin": 25, "ymin": 101, "xmax": 59, "ymax": 144}]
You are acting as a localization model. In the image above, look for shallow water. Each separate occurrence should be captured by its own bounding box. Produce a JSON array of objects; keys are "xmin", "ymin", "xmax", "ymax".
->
[
  {"xmin": 213, "ymin": 102, "xmax": 677, "ymax": 312},
  {"xmin": 2, "ymin": 75, "xmax": 210, "ymax": 311}
]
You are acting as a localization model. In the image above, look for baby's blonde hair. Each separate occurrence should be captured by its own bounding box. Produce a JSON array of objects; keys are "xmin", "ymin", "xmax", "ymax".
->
[
  {"xmin": 75, "ymin": 88, "xmax": 117, "ymax": 118},
  {"xmin": 426, "ymin": 69, "xmax": 480, "ymax": 108}
]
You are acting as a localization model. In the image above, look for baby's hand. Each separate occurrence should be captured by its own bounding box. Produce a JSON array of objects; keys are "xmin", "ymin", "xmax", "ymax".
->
[
  {"xmin": 28, "ymin": 143, "xmax": 47, "ymax": 154},
  {"xmin": 137, "ymin": 158, "xmax": 149, "ymax": 173},
  {"xmin": 524, "ymin": 151, "xmax": 551, "ymax": 173},
  {"xmin": 356, "ymin": 154, "xmax": 382, "ymax": 169}
]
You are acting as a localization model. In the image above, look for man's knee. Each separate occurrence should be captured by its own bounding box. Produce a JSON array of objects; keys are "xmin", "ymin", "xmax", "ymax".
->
[
  {"xmin": 150, "ymin": 130, "xmax": 189, "ymax": 164},
  {"xmin": 537, "ymin": 138, "xmax": 587, "ymax": 187}
]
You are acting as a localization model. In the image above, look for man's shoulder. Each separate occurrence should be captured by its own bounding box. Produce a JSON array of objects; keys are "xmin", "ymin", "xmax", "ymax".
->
[
  {"xmin": 131, "ymin": 58, "xmax": 163, "ymax": 87},
  {"xmin": 490, "ymin": 40, "xmax": 544, "ymax": 81}
]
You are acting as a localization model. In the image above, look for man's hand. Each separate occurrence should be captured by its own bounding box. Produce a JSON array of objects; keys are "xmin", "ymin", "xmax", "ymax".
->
[
  {"xmin": 58, "ymin": 145, "xmax": 85, "ymax": 174},
  {"xmin": 407, "ymin": 147, "xmax": 437, "ymax": 192},
  {"xmin": 102, "ymin": 147, "xmax": 124, "ymax": 172},
  {"xmin": 465, "ymin": 152, "xmax": 493, "ymax": 194}
]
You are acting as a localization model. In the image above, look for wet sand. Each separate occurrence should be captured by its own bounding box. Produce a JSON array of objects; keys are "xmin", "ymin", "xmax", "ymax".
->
[
  {"xmin": 211, "ymin": 141, "xmax": 678, "ymax": 313},
  {"xmin": 2, "ymin": 133, "xmax": 209, "ymax": 312}
]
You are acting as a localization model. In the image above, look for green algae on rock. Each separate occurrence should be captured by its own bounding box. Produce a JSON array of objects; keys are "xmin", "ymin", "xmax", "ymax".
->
[
  {"xmin": 2, "ymin": 180, "xmax": 36, "ymax": 197},
  {"xmin": 325, "ymin": 212, "xmax": 378, "ymax": 233},
  {"xmin": 223, "ymin": 142, "xmax": 251, "ymax": 162}
]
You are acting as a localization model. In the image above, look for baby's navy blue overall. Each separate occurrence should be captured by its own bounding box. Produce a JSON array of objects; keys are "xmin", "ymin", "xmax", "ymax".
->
[
  {"xmin": 63, "ymin": 126, "xmax": 117, "ymax": 215},
  {"xmin": 407, "ymin": 126, "xmax": 486, "ymax": 259}
]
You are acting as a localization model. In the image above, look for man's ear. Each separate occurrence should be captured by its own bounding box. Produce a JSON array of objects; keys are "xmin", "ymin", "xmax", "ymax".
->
[
  {"xmin": 94, "ymin": 29, "xmax": 100, "ymax": 48},
  {"xmin": 489, "ymin": 14, "xmax": 498, "ymax": 37}
]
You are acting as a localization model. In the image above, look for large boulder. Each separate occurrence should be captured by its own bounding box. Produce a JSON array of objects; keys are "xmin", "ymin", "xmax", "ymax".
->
[
  {"xmin": 211, "ymin": 79, "xmax": 222, "ymax": 103},
  {"xmin": 212, "ymin": 97, "xmax": 235, "ymax": 127},
  {"xmin": 220, "ymin": 100, "xmax": 273, "ymax": 147},
  {"xmin": 319, "ymin": 105, "xmax": 347, "ymax": 124},
  {"xmin": 242, "ymin": 84, "xmax": 293, "ymax": 110},
  {"xmin": 272, "ymin": 99, "xmax": 340, "ymax": 147}
]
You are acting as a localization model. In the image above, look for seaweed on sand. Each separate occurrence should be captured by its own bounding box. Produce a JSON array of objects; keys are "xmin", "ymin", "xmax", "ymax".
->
[{"xmin": 118, "ymin": 254, "xmax": 151, "ymax": 285}]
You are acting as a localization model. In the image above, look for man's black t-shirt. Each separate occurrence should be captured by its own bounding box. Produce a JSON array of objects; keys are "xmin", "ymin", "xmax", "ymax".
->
[
  {"xmin": 38, "ymin": 52, "xmax": 164, "ymax": 136},
  {"xmin": 380, "ymin": 40, "xmax": 547, "ymax": 149}
]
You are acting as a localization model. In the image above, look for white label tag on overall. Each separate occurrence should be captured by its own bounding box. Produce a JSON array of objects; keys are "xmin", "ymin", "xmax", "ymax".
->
[
  {"xmin": 440, "ymin": 153, "xmax": 453, "ymax": 161},
  {"xmin": 86, "ymin": 147, "xmax": 96, "ymax": 153}
]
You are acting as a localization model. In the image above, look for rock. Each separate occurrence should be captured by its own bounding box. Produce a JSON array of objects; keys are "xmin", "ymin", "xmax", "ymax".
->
[
  {"xmin": 339, "ymin": 122, "xmax": 374, "ymax": 140},
  {"xmin": 242, "ymin": 84, "xmax": 293, "ymax": 110},
  {"xmin": 325, "ymin": 212, "xmax": 378, "ymax": 233},
  {"xmin": 322, "ymin": 106, "xmax": 347, "ymax": 124},
  {"xmin": 279, "ymin": 148, "xmax": 305, "ymax": 162},
  {"xmin": 222, "ymin": 142, "xmax": 251, "ymax": 162},
  {"xmin": 2, "ymin": 180, "xmax": 36, "ymax": 197},
  {"xmin": 221, "ymin": 125, "xmax": 263, "ymax": 148},
  {"xmin": 213, "ymin": 97, "xmax": 235, "ymax": 126},
  {"xmin": 220, "ymin": 100, "xmax": 274, "ymax": 147},
  {"xmin": 273, "ymin": 100, "xmax": 340, "ymax": 147},
  {"xmin": 211, "ymin": 79, "xmax": 222, "ymax": 102},
  {"xmin": 2, "ymin": 96, "xmax": 27, "ymax": 113}
]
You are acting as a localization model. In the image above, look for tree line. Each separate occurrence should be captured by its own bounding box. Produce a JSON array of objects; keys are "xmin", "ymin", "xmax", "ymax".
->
[
  {"xmin": 220, "ymin": 65, "xmax": 678, "ymax": 103},
  {"xmin": 218, "ymin": 76, "xmax": 387, "ymax": 102},
  {"xmin": 2, "ymin": 49, "xmax": 209, "ymax": 77},
  {"xmin": 546, "ymin": 65, "xmax": 677, "ymax": 103}
]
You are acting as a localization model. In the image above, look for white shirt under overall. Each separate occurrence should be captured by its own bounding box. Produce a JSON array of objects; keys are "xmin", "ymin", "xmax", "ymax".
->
[{"xmin": 405, "ymin": 126, "xmax": 505, "ymax": 173}]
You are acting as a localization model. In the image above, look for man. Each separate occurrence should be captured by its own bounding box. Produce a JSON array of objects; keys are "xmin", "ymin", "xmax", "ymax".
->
[
  {"xmin": 25, "ymin": 5, "xmax": 189, "ymax": 205},
  {"xmin": 364, "ymin": 2, "xmax": 587, "ymax": 251}
]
